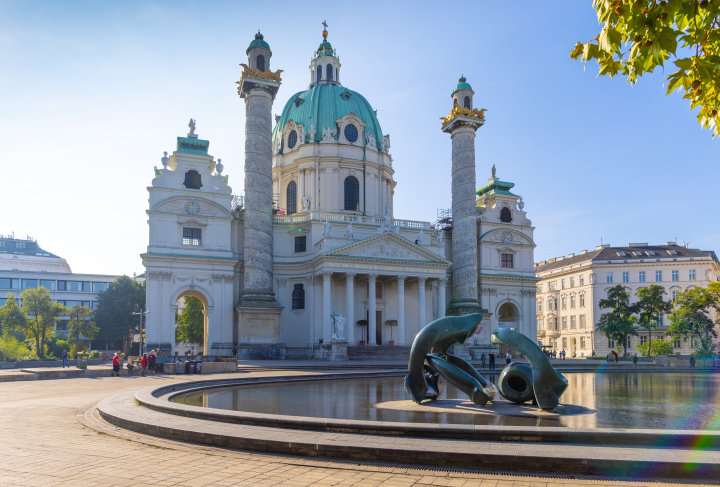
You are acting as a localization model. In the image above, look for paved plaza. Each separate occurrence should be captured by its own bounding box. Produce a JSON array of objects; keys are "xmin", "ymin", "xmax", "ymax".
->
[{"xmin": 0, "ymin": 369, "xmax": 715, "ymax": 487}]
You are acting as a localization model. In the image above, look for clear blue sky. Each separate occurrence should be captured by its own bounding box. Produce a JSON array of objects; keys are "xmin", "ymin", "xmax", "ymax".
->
[{"xmin": 1, "ymin": 1, "xmax": 717, "ymax": 275}]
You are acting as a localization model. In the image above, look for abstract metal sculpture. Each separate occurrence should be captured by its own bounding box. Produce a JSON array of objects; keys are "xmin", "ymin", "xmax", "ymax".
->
[
  {"xmin": 404, "ymin": 314, "xmax": 497, "ymax": 406},
  {"xmin": 491, "ymin": 328, "xmax": 568, "ymax": 410}
]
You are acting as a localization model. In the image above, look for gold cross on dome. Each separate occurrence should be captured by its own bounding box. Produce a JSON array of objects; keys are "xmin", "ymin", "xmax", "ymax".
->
[{"xmin": 322, "ymin": 20, "xmax": 328, "ymax": 29}]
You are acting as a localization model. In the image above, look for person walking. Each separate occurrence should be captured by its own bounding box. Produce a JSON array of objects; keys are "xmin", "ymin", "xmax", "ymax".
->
[
  {"xmin": 61, "ymin": 349, "xmax": 68, "ymax": 368},
  {"xmin": 489, "ymin": 351, "xmax": 495, "ymax": 370},
  {"xmin": 140, "ymin": 353, "xmax": 148, "ymax": 377},
  {"xmin": 690, "ymin": 355, "xmax": 696, "ymax": 369},
  {"xmin": 505, "ymin": 351, "xmax": 512, "ymax": 365},
  {"xmin": 232, "ymin": 346, "xmax": 238, "ymax": 358},
  {"xmin": 561, "ymin": 349, "xmax": 566, "ymax": 360},
  {"xmin": 148, "ymin": 351, "xmax": 156, "ymax": 376},
  {"xmin": 613, "ymin": 350, "xmax": 619, "ymax": 363},
  {"xmin": 111, "ymin": 353, "xmax": 121, "ymax": 377},
  {"xmin": 632, "ymin": 353, "xmax": 638, "ymax": 369},
  {"xmin": 480, "ymin": 353, "xmax": 486, "ymax": 369}
]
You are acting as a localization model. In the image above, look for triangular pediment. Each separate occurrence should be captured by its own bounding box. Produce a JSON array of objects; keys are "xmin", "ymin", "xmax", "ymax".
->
[{"xmin": 323, "ymin": 232, "xmax": 450, "ymax": 265}]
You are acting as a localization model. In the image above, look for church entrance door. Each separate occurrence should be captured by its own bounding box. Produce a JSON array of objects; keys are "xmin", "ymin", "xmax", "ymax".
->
[{"xmin": 376, "ymin": 311, "xmax": 382, "ymax": 345}]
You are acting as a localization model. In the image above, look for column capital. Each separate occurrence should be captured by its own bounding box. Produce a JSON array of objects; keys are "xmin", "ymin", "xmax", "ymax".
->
[
  {"xmin": 320, "ymin": 271, "xmax": 333, "ymax": 281},
  {"xmin": 368, "ymin": 274, "xmax": 378, "ymax": 281},
  {"xmin": 417, "ymin": 276, "xmax": 427, "ymax": 284},
  {"xmin": 438, "ymin": 277, "xmax": 448, "ymax": 285},
  {"xmin": 396, "ymin": 275, "xmax": 407, "ymax": 283},
  {"xmin": 345, "ymin": 272, "xmax": 357, "ymax": 280}
]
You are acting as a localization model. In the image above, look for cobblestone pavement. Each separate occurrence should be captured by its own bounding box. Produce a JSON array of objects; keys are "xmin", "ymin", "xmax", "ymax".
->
[{"xmin": 0, "ymin": 372, "xmax": 710, "ymax": 486}]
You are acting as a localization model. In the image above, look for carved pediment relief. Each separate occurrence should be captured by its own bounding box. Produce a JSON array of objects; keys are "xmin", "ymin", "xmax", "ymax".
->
[
  {"xmin": 324, "ymin": 233, "xmax": 450, "ymax": 264},
  {"xmin": 152, "ymin": 197, "xmax": 230, "ymax": 218},
  {"xmin": 482, "ymin": 229, "xmax": 534, "ymax": 246}
]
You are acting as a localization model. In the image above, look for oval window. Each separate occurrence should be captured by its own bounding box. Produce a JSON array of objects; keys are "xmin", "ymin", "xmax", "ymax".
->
[
  {"xmin": 288, "ymin": 130, "xmax": 298, "ymax": 149},
  {"xmin": 344, "ymin": 124, "xmax": 358, "ymax": 143}
]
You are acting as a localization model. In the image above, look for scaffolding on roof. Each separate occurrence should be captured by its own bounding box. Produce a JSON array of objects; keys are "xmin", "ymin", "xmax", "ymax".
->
[{"xmin": 435, "ymin": 208, "xmax": 452, "ymax": 232}]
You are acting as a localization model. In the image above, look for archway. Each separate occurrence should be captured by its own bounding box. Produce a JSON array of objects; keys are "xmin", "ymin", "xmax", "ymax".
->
[
  {"xmin": 496, "ymin": 302, "xmax": 520, "ymax": 357},
  {"xmin": 174, "ymin": 290, "xmax": 209, "ymax": 356}
]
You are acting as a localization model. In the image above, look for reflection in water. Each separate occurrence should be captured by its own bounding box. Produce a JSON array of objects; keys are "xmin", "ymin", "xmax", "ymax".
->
[{"xmin": 174, "ymin": 373, "xmax": 720, "ymax": 430}]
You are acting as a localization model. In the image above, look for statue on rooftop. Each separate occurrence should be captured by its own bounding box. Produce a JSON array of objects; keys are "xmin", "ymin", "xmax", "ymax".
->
[
  {"xmin": 491, "ymin": 164, "xmax": 496, "ymax": 179},
  {"xmin": 188, "ymin": 118, "xmax": 196, "ymax": 136}
]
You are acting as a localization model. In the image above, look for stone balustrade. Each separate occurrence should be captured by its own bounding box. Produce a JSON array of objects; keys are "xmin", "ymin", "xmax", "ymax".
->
[{"xmin": 274, "ymin": 211, "xmax": 430, "ymax": 229}]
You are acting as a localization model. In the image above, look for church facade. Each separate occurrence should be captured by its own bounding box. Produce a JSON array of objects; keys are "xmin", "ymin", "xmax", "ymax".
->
[{"xmin": 142, "ymin": 28, "xmax": 537, "ymax": 358}]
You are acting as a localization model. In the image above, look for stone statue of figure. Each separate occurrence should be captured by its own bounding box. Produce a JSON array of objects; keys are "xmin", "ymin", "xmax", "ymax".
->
[
  {"xmin": 491, "ymin": 164, "xmax": 496, "ymax": 178},
  {"xmin": 365, "ymin": 133, "xmax": 376, "ymax": 149},
  {"xmin": 436, "ymin": 230, "xmax": 444, "ymax": 246},
  {"xmin": 333, "ymin": 315, "xmax": 346, "ymax": 340},
  {"xmin": 322, "ymin": 219, "xmax": 332, "ymax": 238},
  {"xmin": 302, "ymin": 196, "xmax": 310, "ymax": 210},
  {"xmin": 417, "ymin": 229, "xmax": 425, "ymax": 245},
  {"xmin": 309, "ymin": 124, "xmax": 316, "ymax": 142},
  {"xmin": 381, "ymin": 135, "xmax": 390, "ymax": 155},
  {"xmin": 188, "ymin": 118, "xmax": 196, "ymax": 135},
  {"xmin": 344, "ymin": 222, "xmax": 354, "ymax": 239},
  {"xmin": 297, "ymin": 125, "xmax": 306, "ymax": 145},
  {"xmin": 322, "ymin": 127, "xmax": 336, "ymax": 141},
  {"xmin": 378, "ymin": 207, "xmax": 392, "ymax": 234}
]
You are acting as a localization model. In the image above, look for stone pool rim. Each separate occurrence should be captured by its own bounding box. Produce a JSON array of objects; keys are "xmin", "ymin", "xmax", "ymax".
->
[{"xmin": 131, "ymin": 371, "xmax": 720, "ymax": 448}]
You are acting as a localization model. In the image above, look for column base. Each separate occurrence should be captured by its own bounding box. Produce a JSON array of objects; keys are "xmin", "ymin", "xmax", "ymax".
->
[
  {"xmin": 239, "ymin": 289, "xmax": 281, "ymax": 307},
  {"xmin": 447, "ymin": 299, "xmax": 485, "ymax": 316},
  {"xmin": 235, "ymin": 304, "xmax": 284, "ymax": 345},
  {"xmin": 236, "ymin": 343, "xmax": 287, "ymax": 360}
]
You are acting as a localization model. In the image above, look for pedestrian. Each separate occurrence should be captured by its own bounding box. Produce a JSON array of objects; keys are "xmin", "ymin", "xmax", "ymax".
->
[
  {"xmin": 155, "ymin": 348, "xmax": 162, "ymax": 358},
  {"xmin": 561, "ymin": 349, "xmax": 566, "ymax": 360},
  {"xmin": 140, "ymin": 353, "xmax": 148, "ymax": 377},
  {"xmin": 61, "ymin": 349, "xmax": 68, "ymax": 368},
  {"xmin": 111, "ymin": 352, "xmax": 121, "ymax": 377},
  {"xmin": 480, "ymin": 353, "xmax": 486, "ymax": 369},
  {"xmin": 489, "ymin": 351, "xmax": 495, "ymax": 370},
  {"xmin": 632, "ymin": 353, "xmax": 638, "ymax": 369},
  {"xmin": 690, "ymin": 355, "xmax": 696, "ymax": 369},
  {"xmin": 505, "ymin": 351, "xmax": 512, "ymax": 365},
  {"xmin": 613, "ymin": 350, "xmax": 619, "ymax": 363},
  {"xmin": 592, "ymin": 349, "xmax": 596, "ymax": 357},
  {"xmin": 232, "ymin": 346, "xmax": 238, "ymax": 358},
  {"xmin": 148, "ymin": 350, "xmax": 156, "ymax": 376}
]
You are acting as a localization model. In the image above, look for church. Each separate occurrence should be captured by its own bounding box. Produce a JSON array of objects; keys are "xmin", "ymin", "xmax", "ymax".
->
[{"xmin": 142, "ymin": 26, "xmax": 538, "ymax": 359}]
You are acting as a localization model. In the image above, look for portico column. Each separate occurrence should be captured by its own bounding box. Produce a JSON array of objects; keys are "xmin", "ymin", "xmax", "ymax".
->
[
  {"xmin": 298, "ymin": 168, "xmax": 305, "ymax": 212},
  {"xmin": 418, "ymin": 277, "xmax": 427, "ymax": 330},
  {"xmin": 368, "ymin": 274, "xmax": 378, "ymax": 345},
  {"xmin": 397, "ymin": 275, "xmax": 406, "ymax": 345},
  {"xmin": 322, "ymin": 272, "xmax": 332, "ymax": 343},
  {"xmin": 438, "ymin": 278, "xmax": 447, "ymax": 319},
  {"xmin": 345, "ymin": 272, "xmax": 356, "ymax": 343}
]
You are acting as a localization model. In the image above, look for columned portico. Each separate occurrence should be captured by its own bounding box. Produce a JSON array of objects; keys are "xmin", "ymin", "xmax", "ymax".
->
[
  {"xmin": 368, "ymin": 274, "xmax": 378, "ymax": 345},
  {"xmin": 397, "ymin": 275, "xmax": 406, "ymax": 345}
]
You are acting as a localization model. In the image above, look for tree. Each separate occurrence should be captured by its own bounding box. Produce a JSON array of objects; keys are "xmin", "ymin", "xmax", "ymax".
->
[
  {"xmin": 19, "ymin": 287, "xmax": 66, "ymax": 359},
  {"xmin": 0, "ymin": 293, "xmax": 26, "ymax": 336},
  {"xmin": 635, "ymin": 285, "xmax": 673, "ymax": 356},
  {"xmin": 94, "ymin": 276, "xmax": 145, "ymax": 353},
  {"xmin": 66, "ymin": 305, "xmax": 99, "ymax": 345},
  {"xmin": 635, "ymin": 337, "xmax": 675, "ymax": 356},
  {"xmin": 175, "ymin": 297, "xmax": 205, "ymax": 346},
  {"xmin": 596, "ymin": 285, "xmax": 639, "ymax": 355},
  {"xmin": 668, "ymin": 286, "xmax": 718, "ymax": 354},
  {"xmin": 571, "ymin": 0, "xmax": 720, "ymax": 137}
]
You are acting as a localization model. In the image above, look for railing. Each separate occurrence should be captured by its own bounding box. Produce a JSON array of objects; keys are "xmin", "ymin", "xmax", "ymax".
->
[{"xmin": 273, "ymin": 211, "xmax": 430, "ymax": 229}]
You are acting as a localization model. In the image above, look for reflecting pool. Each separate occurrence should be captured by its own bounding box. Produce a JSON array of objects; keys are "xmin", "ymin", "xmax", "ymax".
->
[{"xmin": 174, "ymin": 372, "xmax": 720, "ymax": 430}]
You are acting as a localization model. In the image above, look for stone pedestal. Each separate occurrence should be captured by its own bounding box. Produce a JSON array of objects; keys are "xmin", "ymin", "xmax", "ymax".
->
[
  {"xmin": 235, "ymin": 305, "xmax": 284, "ymax": 357},
  {"xmin": 330, "ymin": 339, "xmax": 349, "ymax": 361}
]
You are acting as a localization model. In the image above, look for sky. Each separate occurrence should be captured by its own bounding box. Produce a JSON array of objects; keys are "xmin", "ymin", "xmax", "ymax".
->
[{"xmin": 0, "ymin": 1, "xmax": 717, "ymax": 276}]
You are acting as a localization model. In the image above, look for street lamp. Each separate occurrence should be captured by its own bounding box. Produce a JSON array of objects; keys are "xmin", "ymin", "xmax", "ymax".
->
[{"xmin": 132, "ymin": 309, "xmax": 150, "ymax": 355}]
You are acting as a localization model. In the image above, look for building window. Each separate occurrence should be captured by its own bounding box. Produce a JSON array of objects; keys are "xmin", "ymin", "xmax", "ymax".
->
[
  {"xmin": 561, "ymin": 279, "xmax": 566, "ymax": 289},
  {"xmin": 671, "ymin": 270, "xmax": 679, "ymax": 281},
  {"xmin": 622, "ymin": 272, "xmax": 629, "ymax": 283},
  {"xmin": 316, "ymin": 65, "xmax": 322, "ymax": 83},
  {"xmin": 500, "ymin": 207, "xmax": 512, "ymax": 223},
  {"xmin": 463, "ymin": 96, "xmax": 470, "ymax": 108},
  {"xmin": 344, "ymin": 176, "xmax": 360, "ymax": 211},
  {"xmin": 92, "ymin": 282, "xmax": 108, "ymax": 293},
  {"xmin": 554, "ymin": 298, "xmax": 558, "ymax": 310},
  {"xmin": 562, "ymin": 317, "xmax": 567, "ymax": 330},
  {"xmin": 581, "ymin": 336, "xmax": 586, "ymax": 349},
  {"xmin": 537, "ymin": 301, "xmax": 542, "ymax": 312},
  {"xmin": 547, "ymin": 298, "xmax": 552, "ymax": 310},
  {"xmin": 501, "ymin": 253, "xmax": 513, "ymax": 268},
  {"xmin": 672, "ymin": 289, "xmax": 679, "ymax": 301},
  {"xmin": 58, "ymin": 281, "xmax": 89, "ymax": 292},
  {"xmin": 326, "ymin": 64, "xmax": 333, "ymax": 82},
  {"xmin": 640, "ymin": 335, "xmax": 648, "ymax": 344},
  {"xmin": 580, "ymin": 314, "xmax": 586, "ymax": 328},
  {"xmin": 286, "ymin": 181, "xmax": 297, "ymax": 214},
  {"xmin": 256, "ymin": 54, "xmax": 265, "ymax": 72},
  {"xmin": 182, "ymin": 228, "xmax": 202, "ymax": 246},
  {"xmin": 606, "ymin": 272, "xmax": 613, "ymax": 284},
  {"xmin": 294, "ymin": 236, "xmax": 306, "ymax": 253},
  {"xmin": 288, "ymin": 130, "xmax": 298, "ymax": 149},
  {"xmin": 571, "ymin": 316, "xmax": 576, "ymax": 329},
  {"xmin": 537, "ymin": 318, "xmax": 543, "ymax": 330},
  {"xmin": 344, "ymin": 124, "xmax": 358, "ymax": 143},
  {"xmin": 655, "ymin": 270, "xmax": 662, "ymax": 282},
  {"xmin": 689, "ymin": 269, "xmax": 696, "ymax": 281},
  {"xmin": 579, "ymin": 294, "xmax": 585, "ymax": 307},
  {"xmin": 673, "ymin": 338, "xmax": 681, "ymax": 348},
  {"xmin": 536, "ymin": 284, "xmax": 542, "ymax": 293},
  {"xmin": 183, "ymin": 170, "xmax": 202, "ymax": 189},
  {"xmin": 639, "ymin": 271, "xmax": 646, "ymax": 283},
  {"xmin": 561, "ymin": 297, "xmax": 567, "ymax": 310},
  {"xmin": 570, "ymin": 277, "xmax": 575, "ymax": 288},
  {"xmin": 579, "ymin": 275, "xmax": 585, "ymax": 286},
  {"xmin": 21, "ymin": 279, "xmax": 38, "ymax": 290},
  {"xmin": 0, "ymin": 278, "xmax": 19, "ymax": 289},
  {"xmin": 549, "ymin": 281, "xmax": 556, "ymax": 291},
  {"xmin": 562, "ymin": 337, "xmax": 567, "ymax": 349},
  {"xmin": 657, "ymin": 314, "xmax": 664, "ymax": 326},
  {"xmin": 40, "ymin": 280, "xmax": 56, "ymax": 290},
  {"xmin": 570, "ymin": 295, "xmax": 576, "ymax": 308},
  {"xmin": 292, "ymin": 284, "xmax": 305, "ymax": 310}
]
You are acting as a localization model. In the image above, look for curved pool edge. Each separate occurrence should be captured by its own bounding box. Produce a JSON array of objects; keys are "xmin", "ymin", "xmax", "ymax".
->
[{"xmin": 131, "ymin": 372, "xmax": 720, "ymax": 448}]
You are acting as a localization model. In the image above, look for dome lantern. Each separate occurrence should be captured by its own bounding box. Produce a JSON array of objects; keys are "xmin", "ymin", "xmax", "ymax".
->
[
  {"xmin": 246, "ymin": 31, "xmax": 272, "ymax": 72},
  {"xmin": 451, "ymin": 75, "xmax": 474, "ymax": 109},
  {"xmin": 310, "ymin": 21, "xmax": 340, "ymax": 86}
]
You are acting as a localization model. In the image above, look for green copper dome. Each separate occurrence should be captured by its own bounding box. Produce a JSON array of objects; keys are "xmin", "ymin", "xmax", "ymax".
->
[
  {"xmin": 246, "ymin": 32, "xmax": 270, "ymax": 54},
  {"xmin": 273, "ymin": 84, "xmax": 384, "ymax": 152},
  {"xmin": 453, "ymin": 75, "xmax": 473, "ymax": 94},
  {"xmin": 317, "ymin": 40, "xmax": 333, "ymax": 56}
]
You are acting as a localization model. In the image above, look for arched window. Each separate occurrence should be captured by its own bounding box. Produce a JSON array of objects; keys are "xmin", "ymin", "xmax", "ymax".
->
[
  {"xmin": 344, "ymin": 124, "xmax": 358, "ymax": 143},
  {"xmin": 326, "ymin": 64, "xmax": 333, "ymax": 82},
  {"xmin": 288, "ymin": 130, "xmax": 297, "ymax": 149},
  {"xmin": 316, "ymin": 65, "xmax": 322, "ymax": 83},
  {"xmin": 292, "ymin": 284, "xmax": 305, "ymax": 310},
  {"xmin": 344, "ymin": 176, "xmax": 360, "ymax": 211},
  {"xmin": 183, "ymin": 170, "xmax": 202, "ymax": 189},
  {"xmin": 500, "ymin": 207, "xmax": 512, "ymax": 223},
  {"xmin": 463, "ymin": 96, "xmax": 471, "ymax": 109},
  {"xmin": 286, "ymin": 181, "xmax": 297, "ymax": 214},
  {"xmin": 256, "ymin": 54, "xmax": 265, "ymax": 72}
]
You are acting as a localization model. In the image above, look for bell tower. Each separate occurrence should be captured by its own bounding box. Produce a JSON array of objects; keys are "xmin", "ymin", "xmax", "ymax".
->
[{"xmin": 452, "ymin": 76, "xmax": 474, "ymax": 109}]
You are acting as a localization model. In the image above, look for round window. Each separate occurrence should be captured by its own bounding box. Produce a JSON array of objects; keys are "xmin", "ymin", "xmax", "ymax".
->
[
  {"xmin": 288, "ymin": 130, "xmax": 298, "ymax": 149},
  {"xmin": 344, "ymin": 124, "xmax": 358, "ymax": 143}
]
